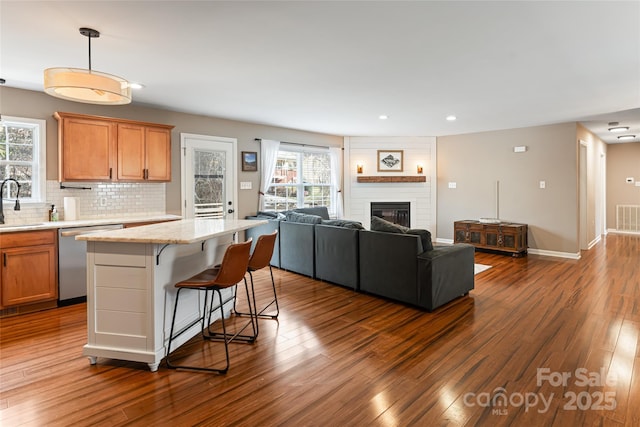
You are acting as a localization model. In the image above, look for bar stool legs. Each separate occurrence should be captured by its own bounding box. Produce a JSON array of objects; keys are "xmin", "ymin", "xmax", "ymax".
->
[
  {"xmin": 206, "ymin": 277, "xmax": 258, "ymax": 343},
  {"xmin": 166, "ymin": 287, "xmax": 228, "ymax": 373},
  {"xmin": 235, "ymin": 265, "xmax": 279, "ymax": 320},
  {"xmin": 165, "ymin": 239, "xmax": 255, "ymax": 374},
  {"xmin": 234, "ymin": 231, "xmax": 280, "ymax": 321}
]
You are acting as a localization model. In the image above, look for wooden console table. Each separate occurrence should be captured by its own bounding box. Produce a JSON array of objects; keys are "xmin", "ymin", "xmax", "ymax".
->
[{"xmin": 454, "ymin": 220, "xmax": 528, "ymax": 257}]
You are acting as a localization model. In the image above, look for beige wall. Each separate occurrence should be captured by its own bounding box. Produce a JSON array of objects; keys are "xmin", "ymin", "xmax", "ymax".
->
[
  {"xmin": 606, "ymin": 143, "xmax": 640, "ymax": 229},
  {"xmin": 1, "ymin": 87, "xmax": 342, "ymax": 218},
  {"xmin": 437, "ymin": 123, "xmax": 580, "ymax": 254}
]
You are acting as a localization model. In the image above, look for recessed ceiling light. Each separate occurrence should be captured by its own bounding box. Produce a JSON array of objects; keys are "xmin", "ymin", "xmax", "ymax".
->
[
  {"xmin": 129, "ymin": 82, "xmax": 144, "ymax": 90},
  {"xmin": 378, "ymin": 115, "xmax": 388, "ymax": 120},
  {"xmin": 617, "ymin": 135, "xmax": 636, "ymax": 141},
  {"xmin": 608, "ymin": 126, "xmax": 629, "ymax": 133},
  {"xmin": 446, "ymin": 115, "xmax": 457, "ymax": 121}
]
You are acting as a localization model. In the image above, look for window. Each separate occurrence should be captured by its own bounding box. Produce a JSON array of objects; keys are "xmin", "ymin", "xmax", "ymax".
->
[
  {"xmin": 0, "ymin": 116, "xmax": 47, "ymax": 203},
  {"xmin": 264, "ymin": 147, "xmax": 333, "ymax": 214}
]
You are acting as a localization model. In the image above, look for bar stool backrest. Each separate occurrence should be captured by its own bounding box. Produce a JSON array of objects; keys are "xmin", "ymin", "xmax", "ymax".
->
[
  {"xmin": 213, "ymin": 239, "xmax": 252, "ymax": 287},
  {"xmin": 248, "ymin": 231, "xmax": 278, "ymax": 271}
]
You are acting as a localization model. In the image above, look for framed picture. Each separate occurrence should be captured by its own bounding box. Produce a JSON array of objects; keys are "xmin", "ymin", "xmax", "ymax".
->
[
  {"xmin": 241, "ymin": 151, "xmax": 258, "ymax": 171},
  {"xmin": 377, "ymin": 150, "xmax": 403, "ymax": 172}
]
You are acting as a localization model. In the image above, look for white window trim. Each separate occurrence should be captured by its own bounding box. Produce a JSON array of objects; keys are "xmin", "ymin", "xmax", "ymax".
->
[
  {"xmin": 1, "ymin": 116, "xmax": 47, "ymax": 204},
  {"xmin": 267, "ymin": 146, "xmax": 334, "ymax": 215}
]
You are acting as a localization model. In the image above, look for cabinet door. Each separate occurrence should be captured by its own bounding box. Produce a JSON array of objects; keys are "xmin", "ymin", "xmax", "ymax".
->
[
  {"xmin": 145, "ymin": 127, "xmax": 171, "ymax": 181},
  {"xmin": 117, "ymin": 123, "xmax": 146, "ymax": 180},
  {"xmin": 60, "ymin": 117, "xmax": 116, "ymax": 181},
  {"xmin": 1, "ymin": 245, "xmax": 57, "ymax": 307}
]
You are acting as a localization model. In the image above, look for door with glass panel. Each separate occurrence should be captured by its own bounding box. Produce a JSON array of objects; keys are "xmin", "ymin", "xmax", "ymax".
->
[{"xmin": 181, "ymin": 133, "xmax": 236, "ymax": 219}]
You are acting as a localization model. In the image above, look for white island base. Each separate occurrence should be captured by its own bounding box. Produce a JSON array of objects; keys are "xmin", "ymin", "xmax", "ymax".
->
[{"xmin": 78, "ymin": 219, "xmax": 266, "ymax": 372}]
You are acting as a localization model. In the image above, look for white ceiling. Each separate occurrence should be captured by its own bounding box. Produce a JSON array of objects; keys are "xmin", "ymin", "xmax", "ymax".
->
[{"xmin": 1, "ymin": 1, "xmax": 639, "ymax": 143}]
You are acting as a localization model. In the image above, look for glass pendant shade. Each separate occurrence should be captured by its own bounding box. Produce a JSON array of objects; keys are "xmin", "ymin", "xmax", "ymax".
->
[{"xmin": 44, "ymin": 67, "xmax": 131, "ymax": 105}]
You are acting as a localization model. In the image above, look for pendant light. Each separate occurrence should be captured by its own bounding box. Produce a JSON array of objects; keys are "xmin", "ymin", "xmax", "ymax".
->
[{"xmin": 44, "ymin": 27, "xmax": 131, "ymax": 105}]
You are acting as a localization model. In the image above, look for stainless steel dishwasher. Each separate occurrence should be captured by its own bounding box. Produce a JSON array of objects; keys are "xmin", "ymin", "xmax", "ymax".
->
[{"xmin": 58, "ymin": 224, "xmax": 124, "ymax": 305}]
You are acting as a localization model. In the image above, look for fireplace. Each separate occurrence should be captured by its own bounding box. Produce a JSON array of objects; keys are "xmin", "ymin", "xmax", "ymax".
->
[{"xmin": 371, "ymin": 202, "xmax": 410, "ymax": 227}]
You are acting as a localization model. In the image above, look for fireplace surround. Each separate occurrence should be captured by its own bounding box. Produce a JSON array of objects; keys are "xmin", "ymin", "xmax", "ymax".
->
[{"xmin": 370, "ymin": 202, "xmax": 410, "ymax": 228}]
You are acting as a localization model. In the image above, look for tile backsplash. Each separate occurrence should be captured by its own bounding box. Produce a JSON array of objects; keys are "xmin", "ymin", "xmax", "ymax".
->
[{"xmin": 1, "ymin": 180, "xmax": 166, "ymax": 225}]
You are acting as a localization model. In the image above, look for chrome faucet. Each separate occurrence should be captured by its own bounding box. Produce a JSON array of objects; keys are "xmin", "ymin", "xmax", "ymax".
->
[{"xmin": 0, "ymin": 178, "xmax": 21, "ymax": 224}]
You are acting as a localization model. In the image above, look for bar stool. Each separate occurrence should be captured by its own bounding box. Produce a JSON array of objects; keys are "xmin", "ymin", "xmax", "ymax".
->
[
  {"xmin": 166, "ymin": 239, "xmax": 254, "ymax": 374},
  {"xmin": 234, "ymin": 230, "xmax": 279, "ymax": 321}
]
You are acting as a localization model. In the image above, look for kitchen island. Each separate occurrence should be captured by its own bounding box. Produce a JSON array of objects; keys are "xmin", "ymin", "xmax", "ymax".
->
[{"xmin": 76, "ymin": 218, "xmax": 267, "ymax": 372}]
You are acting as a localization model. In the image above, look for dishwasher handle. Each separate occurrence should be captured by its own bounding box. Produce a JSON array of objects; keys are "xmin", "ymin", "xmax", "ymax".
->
[{"xmin": 59, "ymin": 225, "xmax": 124, "ymax": 237}]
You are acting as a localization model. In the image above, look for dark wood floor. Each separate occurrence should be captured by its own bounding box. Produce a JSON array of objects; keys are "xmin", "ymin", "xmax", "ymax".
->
[{"xmin": 1, "ymin": 233, "xmax": 639, "ymax": 426}]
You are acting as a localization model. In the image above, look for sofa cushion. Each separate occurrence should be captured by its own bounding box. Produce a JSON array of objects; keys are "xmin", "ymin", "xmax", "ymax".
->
[
  {"xmin": 370, "ymin": 216, "xmax": 433, "ymax": 251},
  {"xmin": 370, "ymin": 215, "xmax": 409, "ymax": 233},
  {"xmin": 407, "ymin": 229, "xmax": 433, "ymax": 251},
  {"xmin": 292, "ymin": 207, "xmax": 330, "ymax": 220},
  {"xmin": 285, "ymin": 211, "xmax": 324, "ymax": 224},
  {"xmin": 322, "ymin": 219, "xmax": 365, "ymax": 230},
  {"xmin": 255, "ymin": 211, "xmax": 279, "ymax": 218}
]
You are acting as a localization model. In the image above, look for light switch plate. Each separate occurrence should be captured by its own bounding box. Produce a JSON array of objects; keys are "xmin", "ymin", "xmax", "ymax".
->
[
  {"xmin": 636, "ymin": 181, "xmax": 640, "ymax": 187},
  {"xmin": 539, "ymin": 181, "xmax": 546, "ymax": 189},
  {"xmin": 240, "ymin": 181, "xmax": 252, "ymax": 190},
  {"xmin": 448, "ymin": 182, "xmax": 457, "ymax": 189}
]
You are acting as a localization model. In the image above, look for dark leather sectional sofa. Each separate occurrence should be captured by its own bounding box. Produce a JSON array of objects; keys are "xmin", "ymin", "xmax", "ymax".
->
[{"xmin": 246, "ymin": 207, "xmax": 474, "ymax": 312}]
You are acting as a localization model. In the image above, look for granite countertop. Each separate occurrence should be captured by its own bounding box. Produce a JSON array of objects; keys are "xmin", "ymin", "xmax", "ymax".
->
[
  {"xmin": 75, "ymin": 218, "xmax": 268, "ymax": 244},
  {"xmin": 0, "ymin": 214, "xmax": 182, "ymax": 233}
]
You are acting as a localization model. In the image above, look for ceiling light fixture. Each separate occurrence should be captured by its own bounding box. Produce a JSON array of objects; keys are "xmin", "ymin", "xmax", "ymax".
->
[
  {"xmin": 446, "ymin": 115, "xmax": 457, "ymax": 121},
  {"xmin": 617, "ymin": 135, "xmax": 636, "ymax": 141},
  {"xmin": 43, "ymin": 27, "xmax": 131, "ymax": 105},
  {"xmin": 379, "ymin": 115, "xmax": 388, "ymax": 120},
  {"xmin": 608, "ymin": 126, "xmax": 629, "ymax": 133}
]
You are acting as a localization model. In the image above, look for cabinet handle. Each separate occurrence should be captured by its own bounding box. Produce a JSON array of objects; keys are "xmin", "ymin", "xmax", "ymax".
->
[
  {"xmin": 144, "ymin": 169, "xmax": 148, "ymax": 180},
  {"xmin": 3, "ymin": 253, "xmax": 6, "ymax": 267},
  {"xmin": 109, "ymin": 167, "xmax": 112, "ymax": 179}
]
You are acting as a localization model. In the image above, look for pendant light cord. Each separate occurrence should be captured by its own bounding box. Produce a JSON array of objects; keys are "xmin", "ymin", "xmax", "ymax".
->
[{"xmin": 87, "ymin": 32, "xmax": 92, "ymax": 71}]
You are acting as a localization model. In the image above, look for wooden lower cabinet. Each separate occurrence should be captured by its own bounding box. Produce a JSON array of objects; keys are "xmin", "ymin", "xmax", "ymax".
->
[
  {"xmin": 454, "ymin": 220, "xmax": 528, "ymax": 256},
  {"xmin": 0, "ymin": 230, "xmax": 58, "ymax": 314}
]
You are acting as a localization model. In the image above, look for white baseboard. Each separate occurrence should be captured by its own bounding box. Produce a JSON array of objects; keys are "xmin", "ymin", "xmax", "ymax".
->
[
  {"xmin": 438, "ymin": 238, "xmax": 582, "ymax": 259},
  {"xmin": 588, "ymin": 235, "xmax": 601, "ymax": 250},
  {"xmin": 527, "ymin": 248, "xmax": 581, "ymax": 260},
  {"xmin": 435, "ymin": 238, "xmax": 454, "ymax": 245},
  {"xmin": 607, "ymin": 228, "xmax": 640, "ymax": 235}
]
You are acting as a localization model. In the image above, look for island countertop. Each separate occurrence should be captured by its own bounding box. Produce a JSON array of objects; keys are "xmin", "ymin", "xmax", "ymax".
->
[{"xmin": 75, "ymin": 218, "xmax": 267, "ymax": 244}]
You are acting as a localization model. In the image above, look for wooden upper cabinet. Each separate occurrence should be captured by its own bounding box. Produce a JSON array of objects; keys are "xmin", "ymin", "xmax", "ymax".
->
[
  {"xmin": 144, "ymin": 127, "xmax": 171, "ymax": 181},
  {"xmin": 55, "ymin": 112, "xmax": 173, "ymax": 182},
  {"xmin": 117, "ymin": 123, "xmax": 146, "ymax": 180},
  {"xmin": 56, "ymin": 113, "xmax": 116, "ymax": 181}
]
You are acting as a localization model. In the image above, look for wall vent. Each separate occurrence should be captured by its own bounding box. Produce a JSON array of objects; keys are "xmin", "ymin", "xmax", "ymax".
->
[{"xmin": 616, "ymin": 205, "xmax": 640, "ymax": 232}]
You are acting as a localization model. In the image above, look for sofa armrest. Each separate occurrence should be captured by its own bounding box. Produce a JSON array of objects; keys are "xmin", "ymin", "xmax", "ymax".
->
[
  {"xmin": 279, "ymin": 221, "xmax": 316, "ymax": 277},
  {"xmin": 417, "ymin": 244, "xmax": 475, "ymax": 311},
  {"xmin": 359, "ymin": 230, "xmax": 423, "ymax": 304},
  {"xmin": 315, "ymin": 224, "xmax": 359, "ymax": 290}
]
